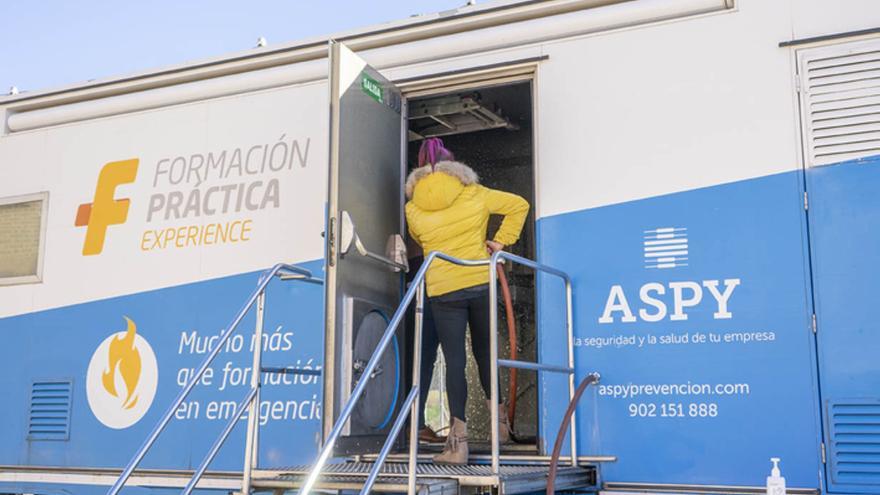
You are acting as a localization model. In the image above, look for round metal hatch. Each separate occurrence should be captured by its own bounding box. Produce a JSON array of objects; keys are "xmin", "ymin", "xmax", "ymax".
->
[{"xmin": 351, "ymin": 310, "xmax": 400, "ymax": 430}]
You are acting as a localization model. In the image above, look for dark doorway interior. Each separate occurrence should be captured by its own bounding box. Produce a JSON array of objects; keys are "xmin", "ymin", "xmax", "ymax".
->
[{"xmin": 404, "ymin": 81, "xmax": 538, "ymax": 451}]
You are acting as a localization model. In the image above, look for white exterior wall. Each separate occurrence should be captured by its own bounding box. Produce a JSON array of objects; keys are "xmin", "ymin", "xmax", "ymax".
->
[
  {"xmin": 1, "ymin": 0, "xmax": 877, "ymax": 314},
  {"xmin": 792, "ymin": 0, "xmax": 880, "ymax": 40},
  {"xmin": 537, "ymin": 0, "xmax": 795, "ymax": 217},
  {"xmin": 0, "ymin": 82, "xmax": 328, "ymax": 317}
]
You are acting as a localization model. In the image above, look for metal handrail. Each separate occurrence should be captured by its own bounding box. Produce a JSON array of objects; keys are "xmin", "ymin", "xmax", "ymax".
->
[
  {"xmin": 298, "ymin": 251, "xmax": 485, "ymax": 495},
  {"xmin": 359, "ymin": 278, "xmax": 427, "ymax": 495},
  {"xmin": 182, "ymin": 387, "xmax": 258, "ymax": 495},
  {"xmin": 299, "ymin": 250, "xmax": 577, "ymax": 494},
  {"xmin": 497, "ymin": 359, "xmax": 572, "ymax": 374},
  {"xmin": 107, "ymin": 263, "xmax": 322, "ymax": 495},
  {"xmin": 488, "ymin": 250, "xmax": 578, "ymax": 473},
  {"xmin": 360, "ymin": 387, "xmax": 420, "ymax": 495}
]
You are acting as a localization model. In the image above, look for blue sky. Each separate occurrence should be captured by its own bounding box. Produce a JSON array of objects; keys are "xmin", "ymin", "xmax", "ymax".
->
[{"xmin": 0, "ymin": 0, "xmax": 464, "ymax": 94}]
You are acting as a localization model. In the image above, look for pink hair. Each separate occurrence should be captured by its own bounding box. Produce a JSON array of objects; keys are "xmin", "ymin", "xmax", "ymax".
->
[{"xmin": 417, "ymin": 137, "xmax": 454, "ymax": 169}]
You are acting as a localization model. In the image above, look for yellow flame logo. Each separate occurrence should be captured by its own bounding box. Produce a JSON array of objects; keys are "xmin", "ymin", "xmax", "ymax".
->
[{"xmin": 101, "ymin": 317, "xmax": 142, "ymax": 410}]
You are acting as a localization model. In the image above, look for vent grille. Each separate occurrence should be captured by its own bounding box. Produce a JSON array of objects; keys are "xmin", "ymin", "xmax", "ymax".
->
[
  {"xmin": 799, "ymin": 39, "xmax": 880, "ymax": 167},
  {"xmin": 28, "ymin": 380, "xmax": 72, "ymax": 441},
  {"xmin": 828, "ymin": 400, "xmax": 880, "ymax": 486}
]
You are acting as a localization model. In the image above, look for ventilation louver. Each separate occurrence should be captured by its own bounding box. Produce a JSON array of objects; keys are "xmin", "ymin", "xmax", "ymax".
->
[
  {"xmin": 28, "ymin": 380, "xmax": 72, "ymax": 441},
  {"xmin": 827, "ymin": 400, "xmax": 880, "ymax": 487},
  {"xmin": 798, "ymin": 38, "xmax": 880, "ymax": 167}
]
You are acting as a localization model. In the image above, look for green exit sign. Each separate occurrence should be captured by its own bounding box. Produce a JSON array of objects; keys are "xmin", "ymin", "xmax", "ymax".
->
[{"xmin": 361, "ymin": 73, "xmax": 383, "ymax": 103}]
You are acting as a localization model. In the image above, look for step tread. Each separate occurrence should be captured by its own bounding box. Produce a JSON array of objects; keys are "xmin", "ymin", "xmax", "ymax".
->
[
  {"xmin": 252, "ymin": 462, "xmax": 596, "ymax": 494},
  {"xmin": 253, "ymin": 473, "xmax": 458, "ymax": 494}
]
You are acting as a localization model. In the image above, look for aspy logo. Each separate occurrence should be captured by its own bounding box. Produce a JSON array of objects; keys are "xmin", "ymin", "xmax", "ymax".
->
[
  {"xmin": 644, "ymin": 227, "xmax": 689, "ymax": 269},
  {"xmin": 75, "ymin": 159, "xmax": 139, "ymax": 255},
  {"xmin": 86, "ymin": 316, "xmax": 158, "ymax": 429}
]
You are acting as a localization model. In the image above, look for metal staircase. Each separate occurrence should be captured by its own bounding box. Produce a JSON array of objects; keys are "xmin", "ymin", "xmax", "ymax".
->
[
  {"xmin": 105, "ymin": 263, "xmax": 324, "ymax": 495},
  {"xmin": 107, "ymin": 252, "xmax": 604, "ymax": 495}
]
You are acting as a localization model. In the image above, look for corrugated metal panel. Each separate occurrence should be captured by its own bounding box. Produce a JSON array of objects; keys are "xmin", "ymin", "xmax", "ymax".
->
[
  {"xmin": 828, "ymin": 400, "xmax": 880, "ymax": 486},
  {"xmin": 799, "ymin": 38, "xmax": 880, "ymax": 167},
  {"xmin": 28, "ymin": 380, "xmax": 72, "ymax": 441}
]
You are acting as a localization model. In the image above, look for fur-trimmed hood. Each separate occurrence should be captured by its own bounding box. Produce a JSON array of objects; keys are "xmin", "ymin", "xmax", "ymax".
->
[
  {"xmin": 404, "ymin": 159, "xmax": 529, "ymax": 296},
  {"xmin": 405, "ymin": 161, "xmax": 479, "ymax": 211},
  {"xmin": 405, "ymin": 161, "xmax": 479, "ymax": 198}
]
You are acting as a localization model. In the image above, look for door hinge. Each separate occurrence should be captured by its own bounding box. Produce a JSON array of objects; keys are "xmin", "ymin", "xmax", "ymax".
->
[
  {"xmin": 811, "ymin": 313, "xmax": 817, "ymax": 334},
  {"xmin": 804, "ymin": 191, "xmax": 809, "ymax": 210},
  {"xmin": 328, "ymin": 216, "xmax": 337, "ymax": 267},
  {"xmin": 795, "ymin": 75, "xmax": 802, "ymax": 93},
  {"xmin": 821, "ymin": 442, "xmax": 827, "ymax": 464}
]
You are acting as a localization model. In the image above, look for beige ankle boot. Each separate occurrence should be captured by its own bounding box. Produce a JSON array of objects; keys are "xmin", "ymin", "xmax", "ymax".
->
[
  {"xmin": 486, "ymin": 400, "xmax": 512, "ymax": 445},
  {"xmin": 433, "ymin": 418, "xmax": 468, "ymax": 465}
]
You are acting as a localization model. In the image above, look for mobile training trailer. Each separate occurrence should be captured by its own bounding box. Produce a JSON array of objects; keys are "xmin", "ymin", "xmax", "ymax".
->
[{"xmin": 1, "ymin": 0, "xmax": 879, "ymax": 494}]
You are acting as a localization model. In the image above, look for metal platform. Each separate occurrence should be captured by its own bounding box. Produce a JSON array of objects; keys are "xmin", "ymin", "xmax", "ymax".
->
[{"xmin": 252, "ymin": 462, "xmax": 597, "ymax": 494}]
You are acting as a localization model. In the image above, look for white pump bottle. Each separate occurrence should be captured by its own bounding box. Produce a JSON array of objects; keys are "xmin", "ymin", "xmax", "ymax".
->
[{"xmin": 766, "ymin": 457, "xmax": 786, "ymax": 495}]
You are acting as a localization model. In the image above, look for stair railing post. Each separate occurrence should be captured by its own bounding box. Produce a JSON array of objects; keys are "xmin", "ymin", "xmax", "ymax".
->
[
  {"xmin": 242, "ymin": 290, "xmax": 267, "ymax": 494},
  {"xmin": 565, "ymin": 277, "xmax": 578, "ymax": 467},
  {"xmin": 407, "ymin": 280, "xmax": 425, "ymax": 495},
  {"xmin": 489, "ymin": 253, "xmax": 501, "ymax": 474},
  {"xmin": 182, "ymin": 387, "xmax": 258, "ymax": 495}
]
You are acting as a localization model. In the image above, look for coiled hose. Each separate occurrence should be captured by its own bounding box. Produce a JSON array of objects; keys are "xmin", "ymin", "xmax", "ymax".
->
[{"xmin": 546, "ymin": 372, "xmax": 601, "ymax": 495}]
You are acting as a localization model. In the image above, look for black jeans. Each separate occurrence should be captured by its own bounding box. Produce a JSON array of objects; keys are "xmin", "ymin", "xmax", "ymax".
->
[{"xmin": 430, "ymin": 285, "xmax": 494, "ymax": 422}]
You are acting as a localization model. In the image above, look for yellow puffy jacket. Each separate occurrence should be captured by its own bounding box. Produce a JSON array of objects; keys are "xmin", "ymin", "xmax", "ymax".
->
[{"xmin": 405, "ymin": 161, "xmax": 530, "ymax": 297}]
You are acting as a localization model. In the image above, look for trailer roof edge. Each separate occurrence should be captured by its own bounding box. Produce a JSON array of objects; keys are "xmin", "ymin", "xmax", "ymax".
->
[{"xmin": 0, "ymin": 0, "xmax": 630, "ymax": 110}]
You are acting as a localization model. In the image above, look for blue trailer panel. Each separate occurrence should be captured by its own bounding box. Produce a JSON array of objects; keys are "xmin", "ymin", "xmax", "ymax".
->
[{"xmin": 538, "ymin": 170, "xmax": 823, "ymax": 488}]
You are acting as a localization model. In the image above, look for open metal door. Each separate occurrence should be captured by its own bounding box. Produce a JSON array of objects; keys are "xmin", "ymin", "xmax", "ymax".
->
[{"xmin": 323, "ymin": 41, "xmax": 406, "ymax": 455}]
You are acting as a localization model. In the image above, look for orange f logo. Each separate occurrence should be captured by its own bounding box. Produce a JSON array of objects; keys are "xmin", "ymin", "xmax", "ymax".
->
[{"xmin": 75, "ymin": 159, "xmax": 139, "ymax": 255}]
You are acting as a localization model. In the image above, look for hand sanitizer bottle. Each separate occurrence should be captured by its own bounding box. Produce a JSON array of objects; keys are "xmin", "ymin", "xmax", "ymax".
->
[{"xmin": 766, "ymin": 457, "xmax": 786, "ymax": 495}]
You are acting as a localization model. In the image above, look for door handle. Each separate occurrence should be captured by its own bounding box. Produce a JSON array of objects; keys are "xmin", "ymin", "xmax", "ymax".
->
[{"xmin": 339, "ymin": 210, "xmax": 408, "ymax": 272}]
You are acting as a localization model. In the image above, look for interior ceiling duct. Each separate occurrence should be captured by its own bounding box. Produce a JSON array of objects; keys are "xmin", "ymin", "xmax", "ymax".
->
[{"xmin": 408, "ymin": 94, "xmax": 518, "ymax": 140}]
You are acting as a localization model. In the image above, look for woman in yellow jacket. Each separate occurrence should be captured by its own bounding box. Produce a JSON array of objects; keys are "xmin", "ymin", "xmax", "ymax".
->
[{"xmin": 405, "ymin": 138, "xmax": 529, "ymax": 464}]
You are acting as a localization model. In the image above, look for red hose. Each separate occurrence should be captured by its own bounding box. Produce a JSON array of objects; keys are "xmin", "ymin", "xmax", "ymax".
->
[{"xmin": 496, "ymin": 264, "xmax": 518, "ymax": 424}]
